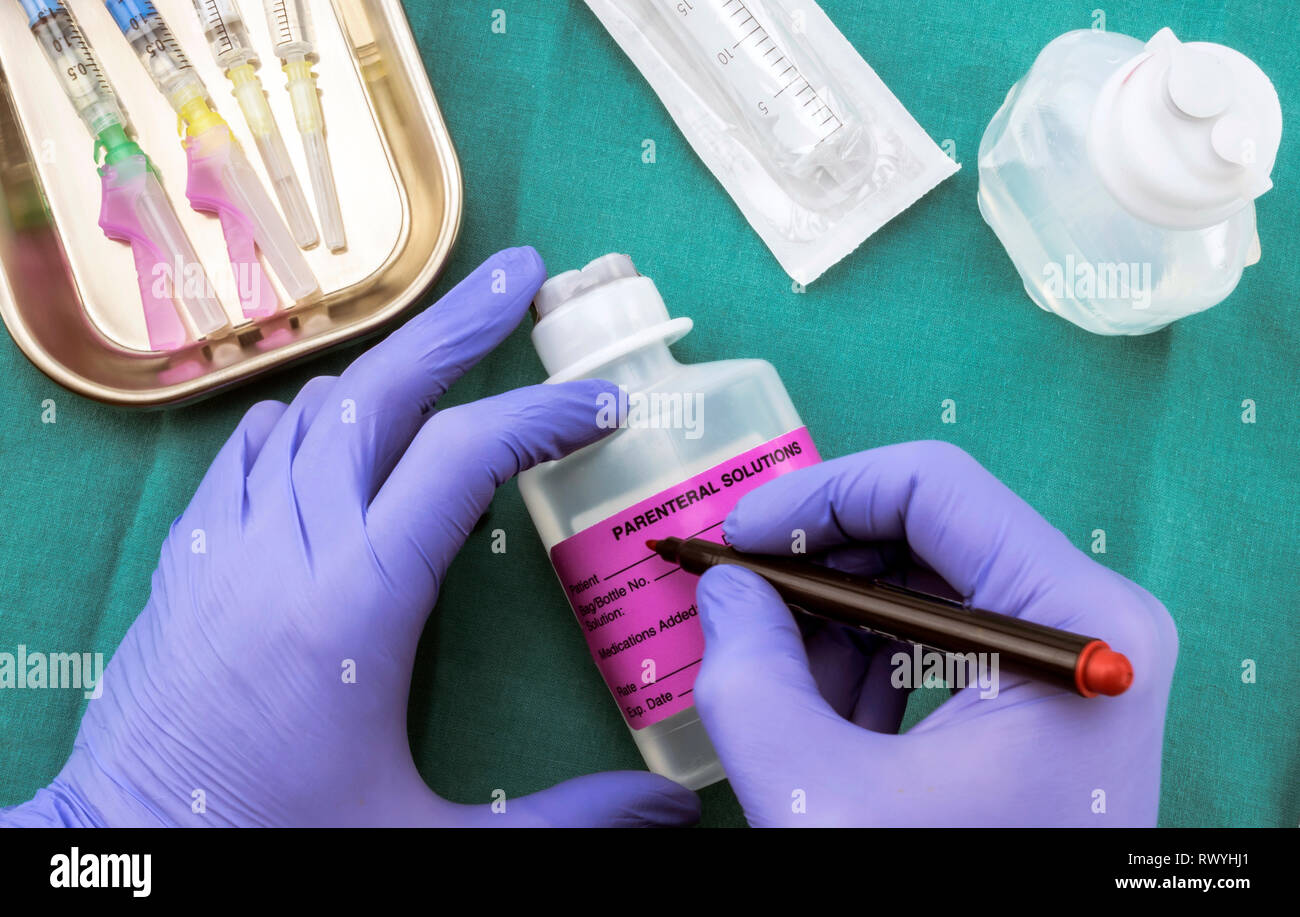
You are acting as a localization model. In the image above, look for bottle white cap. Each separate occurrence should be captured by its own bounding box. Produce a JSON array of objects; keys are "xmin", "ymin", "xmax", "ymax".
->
[
  {"xmin": 531, "ymin": 253, "xmax": 692, "ymax": 383},
  {"xmin": 1088, "ymin": 28, "xmax": 1282, "ymax": 230}
]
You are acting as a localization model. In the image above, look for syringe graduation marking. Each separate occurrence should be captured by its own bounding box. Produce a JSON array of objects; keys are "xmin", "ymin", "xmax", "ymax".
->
[
  {"xmin": 718, "ymin": 0, "xmax": 843, "ymax": 142},
  {"xmin": 114, "ymin": 0, "xmax": 193, "ymax": 69},
  {"xmin": 29, "ymin": 6, "xmax": 122, "ymax": 132},
  {"xmin": 267, "ymin": 0, "xmax": 293, "ymax": 45},
  {"xmin": 35, "ymin": 11, "xmax": 105, "ymax": 88},
  {"xmin": 202, "ymin": 0, "xmax": 234, "ymax": 56}
]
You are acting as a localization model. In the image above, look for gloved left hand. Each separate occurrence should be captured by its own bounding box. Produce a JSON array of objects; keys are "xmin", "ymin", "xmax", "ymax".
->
[{"xmin": 0, "ymin": 246, "xmax": 700, "ymax": 827}]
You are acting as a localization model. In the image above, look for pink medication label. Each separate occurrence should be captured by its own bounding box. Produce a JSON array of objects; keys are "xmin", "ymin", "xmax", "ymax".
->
[{"xmin": 549, "ymin": 428, "xmax": 821, "ymax": 729}]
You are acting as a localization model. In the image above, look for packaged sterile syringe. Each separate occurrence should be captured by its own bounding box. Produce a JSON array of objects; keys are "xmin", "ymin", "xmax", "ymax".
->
[{"xmin": 586, "ymin": 0, "xmax": 957, "ymax": 283}]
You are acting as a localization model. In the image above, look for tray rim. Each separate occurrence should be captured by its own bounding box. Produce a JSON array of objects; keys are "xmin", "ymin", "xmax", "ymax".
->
[{"xmin": 0, "ymin": 0, "xmax": 463, "ymax": 409}]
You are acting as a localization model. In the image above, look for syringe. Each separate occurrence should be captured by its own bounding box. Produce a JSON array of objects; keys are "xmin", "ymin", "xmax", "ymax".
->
[
  {"xmin": 17, "ymin": 0, "xmax": 228, "ymax": 350},
  {"xmin": 653, "ymin": 0, "xmax": 872, "ymax": 197},
  {"xmin": 102, "ymin": 0, "xmax": 318, "ymax": 318},
  {"xmin": 189, "ymin": 0, "xmax": 317, "ymax": 248},
  {"xmin": 263, "ymin": 0, "xmax": 345, "ymax": 251}
]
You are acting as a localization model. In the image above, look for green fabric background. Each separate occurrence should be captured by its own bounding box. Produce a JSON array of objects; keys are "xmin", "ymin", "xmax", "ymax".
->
[{"xmin": 1, "ymin": 0, "xmax": 1296, "ymax": 827}]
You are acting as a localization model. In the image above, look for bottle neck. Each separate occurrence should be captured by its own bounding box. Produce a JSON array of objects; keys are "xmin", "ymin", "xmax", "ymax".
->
[
  {"xmin": 532, "ymin": 264, "xmax": 693, "ymax": 382},
  {"xmin": 577, "ymin": 340, "xmax": 680, "ymax": 389},
  {"xmin": 1087, "ymin": 29, "xmax": 1280, "ymax": 229}
]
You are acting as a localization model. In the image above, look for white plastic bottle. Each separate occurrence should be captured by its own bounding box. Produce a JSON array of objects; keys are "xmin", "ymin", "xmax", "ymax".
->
[
  {"xmin": 518, "ymin": 253, "xmax": 820, "ymax": 789},
  {"xmin": 978, "ymin": 28, "xmax": 1281, "ymax": 334}
]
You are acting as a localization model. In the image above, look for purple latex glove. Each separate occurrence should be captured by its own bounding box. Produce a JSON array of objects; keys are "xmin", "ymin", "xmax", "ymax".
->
[
  {"xmin": 1, "ymin": 246, "xmax": 699, "ymax": 828},
  {"xmin": 693, "ymin": 441, "xmax": 1178, "ymax": 826}
]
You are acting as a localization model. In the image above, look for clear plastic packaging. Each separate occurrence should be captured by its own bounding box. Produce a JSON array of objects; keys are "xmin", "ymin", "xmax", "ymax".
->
[{"xmin": 585, "ymin": 0, "xmax": 957, "ymax": 283}]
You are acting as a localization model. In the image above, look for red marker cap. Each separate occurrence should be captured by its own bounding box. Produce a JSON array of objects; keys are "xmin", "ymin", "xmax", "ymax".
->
[{"xmin": 1075, "ymin": 641, "xmax": 1134, "ymax": 697}]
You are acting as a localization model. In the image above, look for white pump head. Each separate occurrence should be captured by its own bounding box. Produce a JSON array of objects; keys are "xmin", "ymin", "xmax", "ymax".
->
[
  {"xmin": 1088, "ymin": 27, "xmax": 1282, "ymax": 230},
  {"xmin": 531, "ymin": 254, "xmax": 692, "ymax": 383}
]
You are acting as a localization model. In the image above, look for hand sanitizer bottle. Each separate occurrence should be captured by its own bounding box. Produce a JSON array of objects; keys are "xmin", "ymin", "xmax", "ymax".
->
[
  {"xmin": 978, "ymin": 28, "xmax": 1281, "ymax": 334},
  {"xmin": 518, "ymin": 253, "xmax": 820, "ymax": 790}
]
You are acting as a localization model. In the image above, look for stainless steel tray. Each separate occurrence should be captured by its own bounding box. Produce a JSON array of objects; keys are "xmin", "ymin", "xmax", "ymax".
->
[{"xmin": 0, "ymin": 0, "xmax": 461, "ymax": 406}]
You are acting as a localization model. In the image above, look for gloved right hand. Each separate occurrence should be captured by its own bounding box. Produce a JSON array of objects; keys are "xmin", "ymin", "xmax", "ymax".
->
[{"xmin": 693, "ymin": 441, "xmax": 1178, "ymax": 826}]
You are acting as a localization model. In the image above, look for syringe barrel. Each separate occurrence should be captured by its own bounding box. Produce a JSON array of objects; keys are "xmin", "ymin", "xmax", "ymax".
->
[
  {"xmin": 649, "ymin": 0, "xmax": 870, "ymax": 195},
  {"xmin": 654, "ymin": 0, "xmax": 847, "ymax": 160},
  {"xmin": 103, "ymin": 0, "xmax": 205, "ymax": 106},
  {"xmin": 190, "ymin": 0, "xmax": 257, "ymax": 70},
  {"xmin": 263, "ymin": 0, "xmax": 313, "ymax": 59},
  {"xmin": 22, "ymin": 0, "xmax": 128, "ymax": 140}
]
